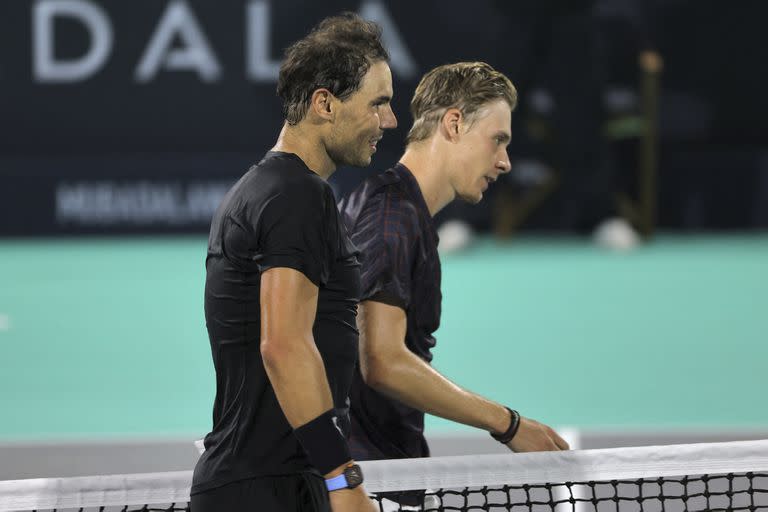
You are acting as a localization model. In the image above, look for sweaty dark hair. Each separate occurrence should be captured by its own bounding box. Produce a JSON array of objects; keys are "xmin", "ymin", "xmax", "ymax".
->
[{"xmin": 277, "ymin": 13, "xmax": 389, "ymax": 125}]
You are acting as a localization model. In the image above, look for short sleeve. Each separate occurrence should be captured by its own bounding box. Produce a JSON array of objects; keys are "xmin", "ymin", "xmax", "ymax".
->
[
  {"xmin": 255, "ymin": 184, "xmax": 334, "ymax": 287},
  {"xmin": 351, "ymin": 194, "xmax": 419, "ymax": 310}
]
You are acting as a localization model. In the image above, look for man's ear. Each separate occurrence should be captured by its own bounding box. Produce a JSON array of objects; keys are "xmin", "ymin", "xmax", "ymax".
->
[
  {"xmin": 309, "ymin": 88, "xmax": 336, "ymax": 122},
  {"xmin": 441, "ymin": 108, "xmax": 463, "ymax": 142}
]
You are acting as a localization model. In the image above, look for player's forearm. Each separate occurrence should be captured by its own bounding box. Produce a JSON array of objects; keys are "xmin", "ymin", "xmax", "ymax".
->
[
  {"xmin": 365, "ymin": 351, "xmax": 509, "ymax": 434},
  {"xmin": 261, "ymin": 333, "xmax": 335, "ymax": 428},
  {"xmin": 263, "ymin": 333, "xmax": 361, "ymax": 478}
]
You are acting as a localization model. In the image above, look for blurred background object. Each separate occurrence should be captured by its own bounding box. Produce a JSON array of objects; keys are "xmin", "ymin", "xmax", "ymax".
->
[{"xmin": 1, "ymin": 0, "xmax": 767, "ymax": 479}]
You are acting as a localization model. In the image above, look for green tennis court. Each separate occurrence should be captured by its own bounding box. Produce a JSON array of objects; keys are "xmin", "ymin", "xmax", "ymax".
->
[{"xmin": 1, "ymin": 235, "xmax": 766, "ymax": 441}]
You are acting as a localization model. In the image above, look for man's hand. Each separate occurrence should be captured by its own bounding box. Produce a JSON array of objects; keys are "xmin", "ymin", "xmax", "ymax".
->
[
  {"xmin": 329, "ymin": 487, "xmax": 378, "ymax": 512},
  {"xmin": 506, "ymin": 416, "xmax": 570, "ymax": 452}
]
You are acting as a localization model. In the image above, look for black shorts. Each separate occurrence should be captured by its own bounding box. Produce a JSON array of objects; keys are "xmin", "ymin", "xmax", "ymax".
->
[{"xmin": 190, "ymin": 473, "xmax": 330, "ymax": 512}]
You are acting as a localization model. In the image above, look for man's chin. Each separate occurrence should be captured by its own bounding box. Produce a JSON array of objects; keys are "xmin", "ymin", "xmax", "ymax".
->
[
  {"xmin": 329, "ymin": 148, "xmax": 372, "ymax": 169},
  {"xmin": 458, "ymin": 191, "xmax": 483, "ymax": 205},
  {"xmin": 353, "ymin": 155, "xmax": 373, "ymax": 168},
  {"xmin": 341, "ymin": 151, "xmax": 373, "ymax": 168}
]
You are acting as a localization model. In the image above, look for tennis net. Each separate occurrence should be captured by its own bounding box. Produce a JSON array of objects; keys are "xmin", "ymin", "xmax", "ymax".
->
[{"xmin": 1, "ymin": 439, "xmax": 767, "ymax": 511}]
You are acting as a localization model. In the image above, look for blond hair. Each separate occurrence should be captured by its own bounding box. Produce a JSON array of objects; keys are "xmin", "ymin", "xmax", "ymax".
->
[{"xmin": 406, "ymin": 62, "xmax": 517, "ymax": 145}]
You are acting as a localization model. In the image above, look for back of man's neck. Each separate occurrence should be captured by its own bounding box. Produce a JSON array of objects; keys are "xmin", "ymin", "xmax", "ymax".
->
[{"xmin": 399, "ymin": 149, "xmax": 455, "ymax": 217}]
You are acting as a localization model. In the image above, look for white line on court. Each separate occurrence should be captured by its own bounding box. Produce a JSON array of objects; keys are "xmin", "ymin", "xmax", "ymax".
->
[{"xmin": 0, "ymin": 314, "xmax": 10, "ymax": 331}]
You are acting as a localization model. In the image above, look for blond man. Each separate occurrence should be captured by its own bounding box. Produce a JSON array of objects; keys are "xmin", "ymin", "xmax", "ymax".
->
[{"xmin": 339, "ymin": 63, "xmax": 568, "ymax": 478}]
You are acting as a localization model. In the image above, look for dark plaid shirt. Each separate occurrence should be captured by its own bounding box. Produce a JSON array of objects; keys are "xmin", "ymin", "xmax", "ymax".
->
[{"xmin": 339, "ymin": 163, "xmax": 441, "ymax": 461}]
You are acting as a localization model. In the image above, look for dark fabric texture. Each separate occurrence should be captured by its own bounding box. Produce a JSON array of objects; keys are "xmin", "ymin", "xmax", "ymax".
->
[
  {"xmin": 193, "ymin": 151, "xmax": 361, "ymax": 494},
  {"xmin": 190, "ymin": 473, "xmax": 330, "ymax": 512},
  {"xmin": 339, "ymin": 164, "xmax": 441, "ymax": 461}
]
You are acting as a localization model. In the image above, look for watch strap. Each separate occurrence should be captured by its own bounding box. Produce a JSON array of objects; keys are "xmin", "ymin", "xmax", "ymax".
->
[{"xmin": 325, "ymin": 473, "xmax": 348, "ymax": 491}]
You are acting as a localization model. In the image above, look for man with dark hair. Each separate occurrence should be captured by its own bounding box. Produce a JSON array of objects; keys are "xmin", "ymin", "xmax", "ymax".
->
[
  {"xmin": 340, "ymin": 62, "xmax": 567, "ymax": 495},
  {"xmin": 191, "ymin": 13, "xmax": 396, "ymax": 512}
]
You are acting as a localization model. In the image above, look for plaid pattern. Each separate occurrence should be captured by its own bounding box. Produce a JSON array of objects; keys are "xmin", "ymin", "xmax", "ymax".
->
[{"xmin": 339, "ymin": 164, "xmax": 441, "ymax": 460}]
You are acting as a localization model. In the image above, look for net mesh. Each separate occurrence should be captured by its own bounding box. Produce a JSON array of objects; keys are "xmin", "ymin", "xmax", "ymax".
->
[
  {"xmin": 371, "ymin": 473, "xmax": 768, "ymax": 511},
  {"xmin": 2, "ymin": 440, "xmax": 768, "ymax": 512}
]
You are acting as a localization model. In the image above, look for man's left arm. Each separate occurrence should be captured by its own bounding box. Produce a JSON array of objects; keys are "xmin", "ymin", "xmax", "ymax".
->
[{"xmin": 357, "ymin": 299, "xmax": 569, "ymax": 452}]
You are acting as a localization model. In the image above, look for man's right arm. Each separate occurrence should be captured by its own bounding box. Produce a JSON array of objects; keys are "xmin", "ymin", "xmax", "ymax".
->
[
  {"xmin": 260, "ymin": 267, "xmax": 376, "ymax": 511},
  {"xmin": 357, "ymin": 299, "xmax": 568, "ymax": 452}
]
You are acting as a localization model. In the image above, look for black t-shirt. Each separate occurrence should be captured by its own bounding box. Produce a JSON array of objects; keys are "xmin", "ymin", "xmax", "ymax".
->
[
  {"xmin": 192, "ymin": 151, "xmax": 361, "ymax": 494},
  {"xmin": 339, "ymin": 164, "xmax": 441, "ymax": 461}
]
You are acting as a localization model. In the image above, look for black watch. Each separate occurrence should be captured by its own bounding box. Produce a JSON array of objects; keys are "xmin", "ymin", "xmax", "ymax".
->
[
  {"xmin": 490, "ymin": 407, "xmax": 521, "ymax": 444},
  {"xmin": 325, "ymin": 463, "xmax": 364, "ymax": 491}
]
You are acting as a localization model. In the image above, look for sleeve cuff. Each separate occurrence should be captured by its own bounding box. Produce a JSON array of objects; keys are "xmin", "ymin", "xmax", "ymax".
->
[{"xmin": 260, "ymin": 256, "xmax": 323, "ymax": 287}]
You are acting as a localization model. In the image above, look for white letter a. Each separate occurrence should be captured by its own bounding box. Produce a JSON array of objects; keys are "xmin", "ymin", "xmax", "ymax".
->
[{"xmin": 135, "ymin": 0, "xmax": 221, "ymax": 83}]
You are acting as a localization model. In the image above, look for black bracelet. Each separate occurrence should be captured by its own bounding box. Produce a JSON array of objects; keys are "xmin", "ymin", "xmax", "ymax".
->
[
  {"xmin": 293, "ymin": 409, "xmax": 352, "ymax": 475},
  {"xmin": 490, "ymin": 407, "xmax": 521, "ymax": 444}
]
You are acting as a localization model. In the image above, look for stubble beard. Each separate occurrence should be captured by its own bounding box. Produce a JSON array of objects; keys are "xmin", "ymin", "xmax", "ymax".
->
[{"xmin": 328, "ymin": 134, "xmax": 371, "ymax": 168}]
